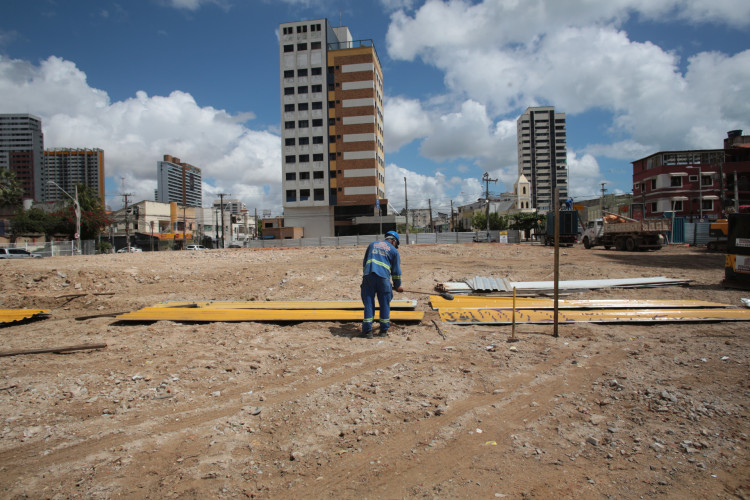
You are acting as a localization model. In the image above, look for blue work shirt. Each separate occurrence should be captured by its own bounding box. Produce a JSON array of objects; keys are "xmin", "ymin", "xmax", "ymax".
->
[{"xmin": 362, "ymin": 239, "xmax": 402, "ymax": 288}]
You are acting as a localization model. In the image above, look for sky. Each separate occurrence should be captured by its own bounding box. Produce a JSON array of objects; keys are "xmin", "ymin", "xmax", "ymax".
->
[{"xmin": 1, "ymin": 0, "xmax": 749, "ymax": 216}]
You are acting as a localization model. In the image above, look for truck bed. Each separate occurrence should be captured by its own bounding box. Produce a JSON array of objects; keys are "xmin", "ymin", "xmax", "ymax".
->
[{"xmin": 604, "ymin": 219, "xmax": 670, "ymax": 234}]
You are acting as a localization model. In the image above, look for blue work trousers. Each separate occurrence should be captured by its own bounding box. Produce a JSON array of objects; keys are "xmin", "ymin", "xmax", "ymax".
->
[{"xmin": 361, "ymin": 273, "xmax": 392, "ymax": 333}]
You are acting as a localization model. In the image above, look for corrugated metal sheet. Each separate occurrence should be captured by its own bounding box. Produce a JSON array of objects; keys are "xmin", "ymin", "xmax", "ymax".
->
[
  {"xmin": 0, "ymin": 309, "xmax": 51, "ymax": 324},
  {"xmin": 438, "ymin": 307, "xmax": 750, "ymax": 325},
  {"xmin": 116, "ymin": 308, "xmax": 424, "ymax": 323},
  {"xmin": 416, "ymin": 233, "xmax": 437, "ymax": 244},
  {"xmin": 458, "ymin": 276, "xmax": 691, "ymax": 294},
  {"xmin": 153, "ymin": 300, "xmax": 418, "ymax": 310},
  {"xmin": 430, "ymin": 296, "xmax": 733, "ymax": 310}
]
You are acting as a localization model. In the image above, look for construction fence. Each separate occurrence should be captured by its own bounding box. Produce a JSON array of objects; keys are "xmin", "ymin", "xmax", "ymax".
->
[
  {"xmin": 245, "ymin": 230, "xmax": 523, "ymax": 249},
  {"xmin": 0, "ymin": 240, "xmax": 96, "ymax": 257}
]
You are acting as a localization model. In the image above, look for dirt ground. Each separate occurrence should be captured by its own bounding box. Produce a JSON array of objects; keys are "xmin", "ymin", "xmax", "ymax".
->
[{"xmin": 0, "ymin": 242, "xmax": 748, "ymax": 499}]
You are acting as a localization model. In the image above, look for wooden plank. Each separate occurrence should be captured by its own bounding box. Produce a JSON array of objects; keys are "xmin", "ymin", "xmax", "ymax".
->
[
  {"xmin": 151, "ymin": 300, "xmax": 418, "ymax": 310},
  {"xmin": 430, "ymin": 296, "xmax": 735, "ymax": 310},
  {"xmin": 0, "ymin": 309, "xmax": 51, "ymax": 324},
  {"xmin": 0, "ymin": 343, "xmax": 107, "ymax": 357},
  {"xmin": 116, "ymin": 307, "xmax": 424, "ymax": 323},
  {"xmin": 438, "ymin": 307, "xmax": 750, "ymax": 325}
]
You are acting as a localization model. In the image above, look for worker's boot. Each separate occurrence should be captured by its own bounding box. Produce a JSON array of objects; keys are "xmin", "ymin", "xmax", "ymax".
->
[
  {"xmin": 361, "ymin": 330, "xmax": 373, "ymax": 339},
  {"xmin": 377, "ymin": 329, "xmax": 388, "ymax": 337}
]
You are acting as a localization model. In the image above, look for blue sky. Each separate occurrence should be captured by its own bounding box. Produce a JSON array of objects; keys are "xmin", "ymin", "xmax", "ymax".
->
[{"xmin": 1, "ymin": 0, "xmax": 749, "ymax": 216}]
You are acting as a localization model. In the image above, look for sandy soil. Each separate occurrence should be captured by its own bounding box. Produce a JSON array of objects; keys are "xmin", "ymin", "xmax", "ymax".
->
[{"xmin": 0, "ymin": 243, "xmax": 748, "ymax": 499}]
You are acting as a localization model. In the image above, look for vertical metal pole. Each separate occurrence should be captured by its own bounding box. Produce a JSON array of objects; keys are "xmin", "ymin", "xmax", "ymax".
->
[
  {"xmin": 553, "ymin": 187, "xmax": 560, "ymax": 338},
  {"xmin": 404, "ymin": 177, "xmax": 409, "ymax": 244},
  {"xmin": 511, "ymin": 286, "xmax": 516, "ymax": 340},
  {"xmin": 698, "ymin": 166, "xmax": 703, "ymax": 220}
]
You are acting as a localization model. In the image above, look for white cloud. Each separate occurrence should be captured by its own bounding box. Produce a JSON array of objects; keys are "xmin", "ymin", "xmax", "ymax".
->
[
  {"xmin": 384, "ymin": 0, "xmax": 750, "ymax": 193},
  {"xmin": 566, "ymin": 151, "xmax": 605, "ymax": 200},
  {"xmin": 0, "ymin": 55, "xmax": 281, "ymax": 212},
  {"xmin": 385, "ymin": 162, "xmax": 483, "ymax": 212},
  {"xmin": 384, "ymin": 96, "xmax": 432, "ymax": 152}
]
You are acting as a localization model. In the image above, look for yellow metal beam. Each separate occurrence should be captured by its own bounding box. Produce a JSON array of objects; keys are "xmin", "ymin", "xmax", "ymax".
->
[
  {"xmin": 438, "ymin": 307, "xmax": 750, "ymax": 325},
  {"xmin": 152, "ymin": 300, "xmax": 418, "ymax": 310},
  {"xmin": 430, "ymin": 296, "xmax": 735, "ymax": 310},
  {"xmin": 117, "ymin": 307, "xmax": 424, "ymax": 323},
  {"xmin": 0, "ymin": 309, "xmax": 51, "ymax": 324}
]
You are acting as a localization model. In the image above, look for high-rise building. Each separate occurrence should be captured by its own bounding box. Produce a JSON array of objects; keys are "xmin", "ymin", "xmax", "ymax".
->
[
  {"xmin": 517, "ymin": 106, "xmax": 568, "ymax": 211},
  {"xmin": 42, "ymin": 148, "xmax": 105, "ymax": 202},
  {"xmin": 156, "ymin": 154, "xmax": 202, "ymax": 207},
  {"xmin": 212, "ymin": 199, "xmax": 246, "ymax": 215},
  {"xmin": 0, "ymin": 114, "xmax": 44, "ymax": 201},
  {"xmin": 280, "ymin": 19, "xmax": 385, "ymax": 237}
]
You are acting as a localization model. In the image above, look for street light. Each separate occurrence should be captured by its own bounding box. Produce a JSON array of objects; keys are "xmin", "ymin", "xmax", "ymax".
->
[{"xmin": 48, "ymin": 181, "xmax": 81, "ymax": 255}]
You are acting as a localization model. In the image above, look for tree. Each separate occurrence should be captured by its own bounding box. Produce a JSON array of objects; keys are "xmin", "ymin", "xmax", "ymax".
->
[
  {"xmin": 471, "ymin": 212, "xmax": 508, "ymax": 231},
  {"xmin": 0, "ymin": 168, "xmax": 24, "ymax": 210},
  {"xmin": 11, "ymin": 208, "xmax": 63, "ymax": 237},
  {"xmin": 509, "ymin": 212, "xmax": 544, "ymax": 239}
]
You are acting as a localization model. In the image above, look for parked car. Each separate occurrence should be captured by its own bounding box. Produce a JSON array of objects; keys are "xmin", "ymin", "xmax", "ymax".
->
[
  {"xmin": 116, "ymin": 247, "xmax": 142, "ymax": 253},
  {"xmin": 0, "ymin": 248, "xmax": 43, "ymax": 259},
  {"xmin": 228, "ymin": 244, "xmax": 242, "ymax": 248},
  {"xmin": 186, "ymin": 245, "xmax": 206, "ymax": 250}
]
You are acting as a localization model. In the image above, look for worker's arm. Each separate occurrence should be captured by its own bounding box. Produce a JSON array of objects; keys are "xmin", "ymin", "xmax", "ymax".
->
[{"xmin": 391, "ymin": 248, "xmax": 402, "ymax": 291}]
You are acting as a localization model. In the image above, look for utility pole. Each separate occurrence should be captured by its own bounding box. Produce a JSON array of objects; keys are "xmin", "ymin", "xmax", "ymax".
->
[
  {"xmin": 428, "ymin": 199, "xmax": 434, "ymax": 233},
  {"xmin": 483, "ymin": 172, "xmax": 497, "ymax": 232},
  {"xmin": 600, "ymin": 182, "xmax": 607, "ymax": 215},
  {"xmin": 450, "ymin": 200, "xmax": 454, "ymax": 232},
  {"xmin": 404, "ymin": 177, "xmax": 409, "ymax": 244},
  {"xmin": 254, "ymin": 207, "xmax": 258, "ymax": 239},
  {"xmin": 218, "ymin": 193, "xmax": 229, "ymax": 248},
  {"xmin": 122, "ymin": 193, "xmax": 132, "ymax": 251}
]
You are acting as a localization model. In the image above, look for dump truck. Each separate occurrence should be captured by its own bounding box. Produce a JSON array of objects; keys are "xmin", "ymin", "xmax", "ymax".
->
[
  {"xmin": 581, "ymin": 214, "xmax": 670, "ymax": 251},
  {"xmin": 707, "ymin": 206, "xmax": 750, "ymax": 251},
  {"xmin": 539, "ymin": 210, "xmax": 579, "ymax": 246}
]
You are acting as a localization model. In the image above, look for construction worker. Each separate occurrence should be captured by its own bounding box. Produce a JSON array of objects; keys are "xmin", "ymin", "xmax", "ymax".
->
[{"xmin": 361, "ymin": 230, "xmax": 403, "ymax": 338}]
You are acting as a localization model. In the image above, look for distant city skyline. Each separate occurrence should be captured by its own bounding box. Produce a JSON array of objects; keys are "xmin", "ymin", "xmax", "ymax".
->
[{"xmin": 1, "ymin": 0, "xmax": 748, "ymax": 215}]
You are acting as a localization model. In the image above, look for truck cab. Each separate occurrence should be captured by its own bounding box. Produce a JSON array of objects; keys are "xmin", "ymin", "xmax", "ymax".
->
[{"xmin": 581, "ymin": 219, "xmax": 604, "ymax": 249}]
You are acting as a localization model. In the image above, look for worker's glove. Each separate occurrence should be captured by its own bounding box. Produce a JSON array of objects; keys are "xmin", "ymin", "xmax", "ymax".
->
[{"xmin": 395, "ymin": 286, "xmax": 404, "ymax": 293}]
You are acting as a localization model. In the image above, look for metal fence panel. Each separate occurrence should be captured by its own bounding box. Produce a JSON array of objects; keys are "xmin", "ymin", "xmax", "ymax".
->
[
  {"xmin": 339, "ymin": 236, "xmax": 358, "ymax": 246},
  {"xmin": 693, "ymin": 222, "xmax": 712, "ymax": 246},
  {"xmin": 320, "ymin": 237, "xmax": 340, "ymax": 247},
  {"xmin": 416, "ymin": 233, "xmax": 437, "ymax": 244},
  {"xmin": 436, "ymin": 232, "xmax": 458, "ymax": 244},
  {"xmin": 457, "ymin": 232, "xmax": 475, "ymax": 243}
]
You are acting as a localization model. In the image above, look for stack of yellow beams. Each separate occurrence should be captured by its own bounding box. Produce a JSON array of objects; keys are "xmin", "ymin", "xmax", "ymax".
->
[
  {"xmin": 429, "ymin": 296, "xmax": 750, "ymax": 325},
  {"xmin": 0, "ymin": 309, "xmax": 51, "ymax": 325},
  {"xmin": 116, "ymin": 300, "xmax": 424, "ymax": 323}
]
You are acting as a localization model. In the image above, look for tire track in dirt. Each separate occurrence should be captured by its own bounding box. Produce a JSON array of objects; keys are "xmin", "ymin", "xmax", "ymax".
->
[
  {"xmin": 283, "ymin": 344, "xmax": 628, "ymax": 498},
  {"xmin": 0, "ymin": 341, "xmax": 444, "ymax": 487}
]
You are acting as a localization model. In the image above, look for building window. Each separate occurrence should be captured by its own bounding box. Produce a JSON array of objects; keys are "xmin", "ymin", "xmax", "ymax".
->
[
  {"xmin": 328, "ymin": 118, "xmax": 335, "ymax": 126},
  {"xmin": 283, "ymin": 70, "xmax": 294, "ymax": 78},
  {"xmin": 298, "ymin": 86, "xmax": 308, "ymax": 94},
  {"xmin": 313, "ymin": 136, "xmax": 323, "ymax": 144},
  {"xmin": 311, "ymin": 41, "xmax": 321, "ymax": 49},
  {"xmin": 298, "ymin": 120, "xmax": 309, "ymax": 128},
  {"xmin": 283, "ymin": 27, "xmax": 293, "ymax": 35},
  {"xmin": 286, "ymin": 190, "xmax": 296, "ymax": 202},
  {"xmin": 328, "ymin": 101, "xmax": 335, "ymax": 109},
  {"xmin": 313, "ymin": 153, "xmax": 324, "ymax": 161},
  {"xmin": 283, "ymin": 44, "xmax": 293, "ymax": 53},
  {"xmin": 701, "ymin": 175, "xmax": 712, "ymax": 186},
  {"xmin": 311, "ymin": 67, "xmax": 322, "ymax": 76},
  {"xmin": 311, "ymin": 84, "xmax": 322, "ymax": 93},
  {"xmin": 328, "ymin": 83, "xmax": 334, "ymax": 91},
  {"xmin": 285, "ymin": 172, "xmax": 296, "ymax": 181},
  {"xmin": 329, "ymin": 135, "xmax": 336, "ymax": 143},
  {"xmin": 284, "ymin": 104, "xmax": 294, "ymax": 112},
  {"xmin": 311, "ymin": 23, "xmax": 321, "ymax": 32},
  {"xmin": 284, "ymin": 121, "xmax": 295, "ymax": 129},
  {"xmin": 312, "ymin": 101, "xmax": 322, "ymax": 109},
  {"xmin": 313, "ymin": 171, "xmax": 324, "ymax": 179},
  {"xmin": 701, "ymin": 199, "xmax": 713, "ymax": 211},
  {"xmin": 285, "ymin": 155, "xmax": 296, "ymax": 163},
  {"xmin": 650, "ymin": 202, "xmax": 658, "ymax": 212},
  {"xmin": 284, "ymin": 87, "xmax": 294, "ymax": 95},
  {"xmin": 651, "ymin": 179, "xmax": 656, "ymax": 189},
  {"xmin": 285, "ymin": 138, "xmax": 295, "ymax": 146},
  {"xmin": 298, "ymin": 102, "xmax": 309, "ymax": 111},
  {"xmin": 299, "ymin": 154, "xmax": 310, "ymax": 163},
  {"xmin": 672, "ymin": 200, "xmax": 683, "ymax": 211},
  {"xmin": 297, "ymin": 68, "xmax": 308, "ymax": 77},
  {"xmin": 297, "ymin": 43, "xmax": 307, "ymax": 51},
  {"xmin": 299, "ymin": 137, "xmax": 309, "ymax": 145},
  {"xmin": 312, "ymin": 119, "xmax": 323, "ymax": 127},
  {"xmin": 300, "ymin": 172, "xmax": 310, "ymax": 180},
  {"xmin": 670, "ymin": 176, "xmax": 682, "ymax": 187},
  {"xmin": 296, "ymin": 25, "xmax": 307, "ymax": 33},
  {"xmin": 300, "ymin": 189, "xmax": 310, "ymax": 201},
  {"xmin": 314, "ymin": 188, "xmax": 325, "ymax": 201}
]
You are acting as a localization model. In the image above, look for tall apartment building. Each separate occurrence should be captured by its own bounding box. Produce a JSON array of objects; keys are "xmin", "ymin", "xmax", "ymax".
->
[
  {"xmin": 0, "ymin": 114, "xmax": 44, "ymax": 201},
  {"xmin": 516, "ymin": 106, "xmax": 568, "ymax": 212},
  {"xmin": 212, "ymin": 199, "xmax": 246, "ymax": 215},
  {"xmin": 42, "ymin": 148, "xmax": 105, "ymax": 202},
  {"xmin": 280, "ymin": 19, "xmax": 385, "ymax": 237},
  {"xmin": 156, "ymin": 154, "xmax": 202, "ymax": 207}
]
